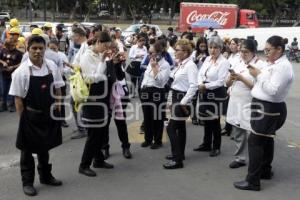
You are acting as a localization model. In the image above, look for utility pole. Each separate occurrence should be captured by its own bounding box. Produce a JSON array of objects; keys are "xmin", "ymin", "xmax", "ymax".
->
[
  {"xmin": 29, "ymin": 0, "xmax": 33, "ymax": 22},
  {"xmin": 43, "ymin": 0, "xmax": 46, "ymax": 21}
]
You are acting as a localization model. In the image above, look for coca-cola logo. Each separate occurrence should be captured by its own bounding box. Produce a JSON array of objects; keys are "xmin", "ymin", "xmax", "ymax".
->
[{"xmin": 186, "ymin": 11, "xmax": 230, "ymax": 26}]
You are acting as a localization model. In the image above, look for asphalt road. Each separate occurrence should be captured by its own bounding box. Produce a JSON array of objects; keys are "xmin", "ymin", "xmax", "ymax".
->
[{"xmin": 0, "ymin": 61, "xmax": 299, "ymax": 200}]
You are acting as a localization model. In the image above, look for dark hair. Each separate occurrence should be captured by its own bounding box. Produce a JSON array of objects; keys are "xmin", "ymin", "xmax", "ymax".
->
[
  {"xmin": 137, "ymin": 34, "xmax": 146, "ymax": 41},
  {"xmin": 30, "ymin": 24, "xmax": 38, "ymax": 29},
  {"xmin": 153, "ymin": 41, "xmax": 164, "ymax": 54},
  {"xmin": 27, "ymin": 36, "xmax": 46, "ymax": 49},
  {"xmin": 73, "ymin": 27, "xmax": 86, "ymax": 37},
  {"xmin": 157, "ymin": 38, "xmax": 167, "ymax": 50},
  {"xmin": 89, "ymin": 31, "xmax": 111, "ymax": 45},
  {"xmin": 168, "ymin": 35, "xmax": 178, "ymax": 47},
  {"xmin": 240, "ymin": 39, "xmax": 257, "ymax": 53},
  {"xmin": 168, "ymin": 27, "xmax": 173, "ymax": 32},
  {"xmin": 181, "ymin": 32, "xmax": 193, "ymax": 41},
  {"xmin": 195, "ymin": 37, "xmax": 208, "ymax": 56},
  {"xmin": 92, "ymin": 24, "xmax": 103, "ymax": 33},
  {"xmin": 49, "ymin": 38, "xmax": 59, "ymax": 46},
  {"xmin": 230, "ymin": 38, "xmax": 240, "ymax": 45},
  {"xmin": 266, "ymin": 35, "xmax": 288, "ymax": 52},
  {"xmin": 150, "ymin": 27, "xmax": 156, "ymax": 35},
  {"xmin": 149, "ymin": 38, "xmax": 156, "ymax": 45},
  {"xmin": 157, "ymin": 35, "xmax": 167, "ymax": 41}
]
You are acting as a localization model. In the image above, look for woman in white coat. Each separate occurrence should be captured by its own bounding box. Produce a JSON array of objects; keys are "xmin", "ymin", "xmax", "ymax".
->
[{"xmin": 226, "ymin": 39, "xmax": 266, "ymax": 169}]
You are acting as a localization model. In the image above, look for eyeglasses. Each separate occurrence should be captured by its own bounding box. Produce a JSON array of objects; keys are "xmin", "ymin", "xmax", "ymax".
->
[
  {"xmin": 264, "ymin": 47, "xmax": 276, "ymax": 54},
  {"xmin": 175, "ymin": 49, "xmax": 185, "ymax": 52}
]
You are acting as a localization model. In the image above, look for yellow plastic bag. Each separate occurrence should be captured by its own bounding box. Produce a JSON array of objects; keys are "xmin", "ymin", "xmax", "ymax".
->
[{"xmin": 69, "ymin": 67, "xmax": 90, "ymax": 112}]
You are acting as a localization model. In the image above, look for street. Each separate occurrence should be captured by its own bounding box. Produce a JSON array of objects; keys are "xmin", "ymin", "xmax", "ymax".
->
[{"xmin": 0, "ymin": 61, "xmax": 299, "ymax": 200}]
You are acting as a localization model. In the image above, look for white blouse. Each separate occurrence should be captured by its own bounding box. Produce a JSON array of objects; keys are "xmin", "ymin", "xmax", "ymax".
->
[
  {"xmin": 171, "ymin": 57, "xmax": 198, "ymax": 105},
  {"xmin": 141, "ymin": 57, "xmax": 171, "ymax": 89},
  {"xmin": 251, "ymin": 55, "xmax": 294, "ymax": 103},
  {"xmin": 79, "ymin": 47, "xmax": 107, "ymax": 84},
  {"xmin": 128, "ymin": 44, "xmax": 147, "ymax": 62},
  {"xmin": 198, "ymin": 54, "xmax": 230, "ymax": 90}
]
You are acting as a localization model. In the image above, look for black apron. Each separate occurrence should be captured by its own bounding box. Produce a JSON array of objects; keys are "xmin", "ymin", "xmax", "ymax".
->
[
  {"xmin": 16, "ymin": 66, "xmax": 62, "ymax": 153},
  {"xmin": 250, "ymin": 98, "xmax": 287, "ymax": 135}
]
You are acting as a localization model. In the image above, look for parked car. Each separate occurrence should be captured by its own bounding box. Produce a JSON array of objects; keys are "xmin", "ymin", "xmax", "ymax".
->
[
  {"xmin": 0, "ymin": 12, "xmax": 10, "ymax": 21},
  {"xmin": 122, "ymin": 24, "xmax": 163, "ymax": 47}
]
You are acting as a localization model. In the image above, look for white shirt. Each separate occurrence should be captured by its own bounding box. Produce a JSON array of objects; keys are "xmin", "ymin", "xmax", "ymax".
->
[
  {"xmin": 171, "ymin": 57, "xmax": 198, "ymax": 105},
  {"xmin": 73, "ymin": 41, "xmax": 88, "ymax": 65},
  {"xmin": 79, "ymin": 47, "xmax": 107, "ymax": 84},
  {"xmin": 129, "ymin": 44, "xmax": 147, "ymax": 62},
  {"xmin": 251, "ymin": 55, "xmax": 294, "ymax": 103},
  {"xmin": 226, "ymin": 56, "xmax": 266, "ymax": 130},
  {"xmin": 9, "ymin": 58, "xmax": 65, "ymax": 98},
  {"xmin": 198, "ymin": 54, "xmax": 230, "ymax": 90},
  {"xmin": 227, "ymin": 52, "xmax": 240, "ymax": 67},
  {"xmin": 141, "ymin": 57, "xmax": 171, "ymax": 88},
  {"xmin": 167, "ymin": 46, "xmax": 176, "ymax": 62}
]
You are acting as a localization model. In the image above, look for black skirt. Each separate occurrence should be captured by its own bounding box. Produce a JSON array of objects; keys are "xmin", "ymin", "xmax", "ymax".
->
[{"xmin": 250, "ymin": 98, "xmax": 287, "ymax": 135}]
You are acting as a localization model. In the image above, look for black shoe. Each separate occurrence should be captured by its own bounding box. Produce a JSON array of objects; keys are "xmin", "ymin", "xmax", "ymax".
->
[
  {"xmin": 229, "ymin": 161, "xmax": 246, "ymax": 169},
  {"xmin": 163, "ymin": 161, "xmax": 184, "ymax": 169},
  {"xmin": 71, "ymin": 131, "xmax": 87, "ymax": 139},
  {"xmin": 193, "ymin": 144, "xmax": 211, "ymax": 152},
  {"xmin": 79, "ymin": 167, "xmax": 97, "ymax": 177},
  {"xmin": 122, "ymin": 148, "xmax": 132, "ymax": 159},
  {"xmin": 141, "ymin": 141, "xmax": 151, "ymax": 148},
  {"xmin": 61, "ymin": 121, "xmax": 69, "ymax": 128},
  {"xmin": 40, "ymin": 176, "xmax": 62, "ymax": 186},
  {"xmin": 103, "ymin": 149, "xmax": 110, "ymax": 160},
  {"xmin": 233, "ymin": 181, "xmax": 260, "ymax": 191},
  {"xmin": 93, "ymin": 161, "xmax": 114, "ymax": 169},
  {"xmin": 221, "ymin": 129, "xmax": 231, "ymax": 136},
  {"xmin": 150, "ymin": 142, "xmax": 162, "ymax": 149},
  {"xmin": 165, "ymin": 155, "xmax": 185, "ymax": 160},
  {"xmin": 209, "ymin": 149, "xmax": 221, "ymax": 157},
  {"xmin": 23, "ymin": 185, "xmax": 37, "ymax": 196},
  {"xmin": 261, "ymin": 171, "xmax": 274, "ymax": 180}
]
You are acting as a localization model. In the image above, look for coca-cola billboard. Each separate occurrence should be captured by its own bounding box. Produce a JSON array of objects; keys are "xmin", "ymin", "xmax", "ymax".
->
[{"xmin": 179, "ymin": 3, "xmax": 238, "ymax": 32}]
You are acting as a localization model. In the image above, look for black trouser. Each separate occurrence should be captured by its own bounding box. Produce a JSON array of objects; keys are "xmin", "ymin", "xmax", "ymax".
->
[
  {"xmin": 101, "ymin": 102, "xmax": 131, "ymax": 150},
  {"xmin": 80, "ymin": 127, "xmax": 105, "ymax": 168},
  {"xmin": 203, "ymin": 117, "xmax": 221, "ymax": 150},
  {"xmin": 20, "ymin": 151, "xmax": 50, "ymax": 186},
  {"xmin": 246, "ymin": 133, "xmax": 274, "ymax": 186},
  {"xmin": 167, "ymin": 90, "xmax": 188, "ymax": 162},
  {"xmin": 191, "ymin": 91, "xmax": 199, "ymax": 120},
  {"xmin": 140, "ymin": 87, "xmax": 166, "ymax": 144}
]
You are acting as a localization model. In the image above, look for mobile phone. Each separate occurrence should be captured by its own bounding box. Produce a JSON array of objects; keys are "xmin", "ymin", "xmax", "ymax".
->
[
  {"xmin": 228, "ymin": 69, "xmax": 235, "ymax": 73},
  {"xmin": 155, "ymin": 54, "xmax": 162, "ymax": 62}
]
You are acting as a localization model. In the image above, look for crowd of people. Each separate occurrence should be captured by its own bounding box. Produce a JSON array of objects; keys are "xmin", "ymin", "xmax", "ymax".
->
[{"xmin": 0, "ymin": 18, "xmax": 295, "ymax": 196}]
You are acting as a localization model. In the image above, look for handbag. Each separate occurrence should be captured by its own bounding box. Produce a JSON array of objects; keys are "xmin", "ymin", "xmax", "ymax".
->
[
  {"xmin": 125, "ymin": 61, "xmax": 142, "ymax": 77},
  {"xmin": 69, "ymin": 67, "xmax": 90, "ymax": 112}
]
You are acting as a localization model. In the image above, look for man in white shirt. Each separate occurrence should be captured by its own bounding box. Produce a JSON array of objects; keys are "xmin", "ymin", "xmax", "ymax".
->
[{"xmin": 9, "ymin": 36, "xmax": 64, "ymax": 196}]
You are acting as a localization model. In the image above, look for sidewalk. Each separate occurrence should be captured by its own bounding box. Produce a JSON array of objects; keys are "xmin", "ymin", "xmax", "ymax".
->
[{"xmin": 0, "ymin": 116, "xmax": 299, "ymax": 200}]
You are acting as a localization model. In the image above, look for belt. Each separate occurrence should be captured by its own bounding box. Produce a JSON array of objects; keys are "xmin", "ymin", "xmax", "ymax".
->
[{"xmin": 26, "ymin": 106, "xmax": 43, "ymax": 113}]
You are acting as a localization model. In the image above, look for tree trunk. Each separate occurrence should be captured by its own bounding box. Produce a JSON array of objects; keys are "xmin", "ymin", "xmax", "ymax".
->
[
  {"xmin": 128, "ymin": 5, "xmax": 136, "ymax": 24},
  {"xmin": 69, "ymin": 0, "xmax": 80, "ymax": 21},
  {"xmin": 271, "ymin": 7, "xmax": 281, "ymax": 27},
  {"xmin": 292, "ymin": 7, "xmax": 300, "ymax": 27}
]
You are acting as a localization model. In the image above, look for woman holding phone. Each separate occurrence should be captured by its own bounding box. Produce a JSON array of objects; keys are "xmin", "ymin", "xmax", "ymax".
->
[
  {"xmin": 234, "ymin": 36, "xmax": 294, "ymax": 191},
  {"xmin": 226, "ymin": 39, "xmax": 266, "ymax": 169},
  {"xmin": 140, "ymin": 41, "xmax": 171, "ymax": 149}
]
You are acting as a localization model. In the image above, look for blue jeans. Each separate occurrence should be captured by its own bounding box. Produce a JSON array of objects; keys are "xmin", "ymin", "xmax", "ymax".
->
[{"xmin": 2, "ymin": 76, "xmax": 13, "ymax": 106}]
